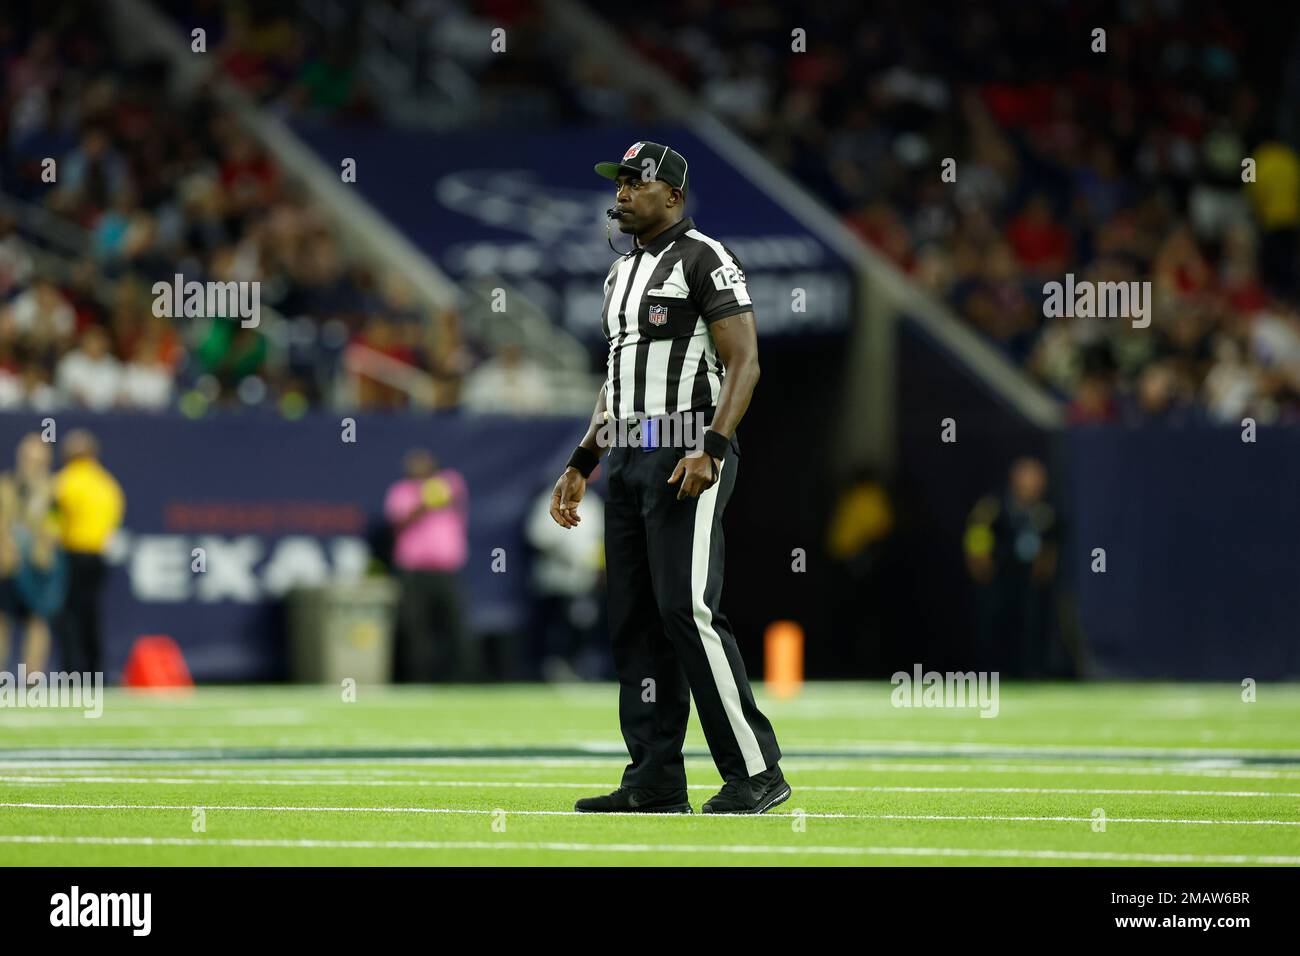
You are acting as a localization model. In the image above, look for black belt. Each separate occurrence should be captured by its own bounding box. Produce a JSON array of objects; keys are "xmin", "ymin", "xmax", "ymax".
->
[{"xmin": 608, "ymin": 408, "xmax": 715, "ymax": 451}]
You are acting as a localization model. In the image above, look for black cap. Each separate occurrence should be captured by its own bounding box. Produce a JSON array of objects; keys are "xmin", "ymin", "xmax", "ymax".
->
[{"xmin": 594, "ymin": 142, "xmax": 689, "ymax": 195}]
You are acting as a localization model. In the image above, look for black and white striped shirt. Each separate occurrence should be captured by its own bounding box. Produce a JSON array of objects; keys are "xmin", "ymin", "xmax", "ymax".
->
[{"xmin": 601, "ymin": 217, "xmax": 752, "ymax": 420}]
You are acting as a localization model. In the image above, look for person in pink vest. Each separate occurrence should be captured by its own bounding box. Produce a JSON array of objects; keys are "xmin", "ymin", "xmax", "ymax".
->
[{"xmin": 384, "ymin": 448, "xmax": 469, "ymax": 681}]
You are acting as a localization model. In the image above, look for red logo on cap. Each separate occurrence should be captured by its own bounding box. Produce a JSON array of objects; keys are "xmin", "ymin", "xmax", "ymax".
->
[{"xmin": 623, "ymin": 143, "xmax": 644, "ymax": 161}]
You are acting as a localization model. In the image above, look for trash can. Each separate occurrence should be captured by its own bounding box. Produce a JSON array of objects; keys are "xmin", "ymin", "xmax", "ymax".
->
[{"xmin": 287, "ymin": 578, "xmax": 398, "ymax": 684}]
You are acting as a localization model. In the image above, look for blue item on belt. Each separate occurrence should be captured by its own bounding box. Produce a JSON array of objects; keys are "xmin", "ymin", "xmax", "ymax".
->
[{"xmin": 639, "ymin": 417, "xmax": 659, "ymax": 451}]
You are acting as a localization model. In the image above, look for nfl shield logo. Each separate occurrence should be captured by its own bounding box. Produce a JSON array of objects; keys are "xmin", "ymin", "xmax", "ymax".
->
[
  {"xmin": 648, "ymin": 304, "xmax": 669, "ymax": 326},
  {"xmin": 623, "ymin": 142, "xmax": 645, "ymax": 161}
]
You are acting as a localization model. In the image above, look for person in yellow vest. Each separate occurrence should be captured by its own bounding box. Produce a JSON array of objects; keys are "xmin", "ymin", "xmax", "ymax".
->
[
  {"xmin": 53, "ymin": 429, "xmax": 124, "ymax": 674},
  {"xmin": 1248, "ymin": 141, "xmax": 1300, "ymax": 299}
]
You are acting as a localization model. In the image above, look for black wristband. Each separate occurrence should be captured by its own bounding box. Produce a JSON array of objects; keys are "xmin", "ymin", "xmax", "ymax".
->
[
  {"xmin": 566, "ymin": 445, "xmax": 600, "ymax": 479},
  {"xmin": 702, "ymin": 429, "xmax": 729, "ymax": 462}
]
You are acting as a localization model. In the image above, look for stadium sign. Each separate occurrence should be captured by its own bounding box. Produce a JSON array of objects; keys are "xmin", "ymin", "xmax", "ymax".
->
[
  {"xmin": 292, "ymin": 125, "xmax": 854, "ymax": 337},
  {"xmin": 0, "ymin": 412, "xmax": 583, "ymax": 682}
]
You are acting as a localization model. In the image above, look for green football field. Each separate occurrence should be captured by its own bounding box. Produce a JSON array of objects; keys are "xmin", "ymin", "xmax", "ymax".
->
[{"xmin": 2, "ymin": 682, "xmax": 1299, "ymax": 866}]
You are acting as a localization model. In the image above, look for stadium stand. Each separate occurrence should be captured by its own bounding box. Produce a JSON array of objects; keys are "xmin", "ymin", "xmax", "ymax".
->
[
  {"xmin": 599, "ymin": 0, "xmax": 1300, "ymax": 423},
  {"xmin": 1, "ymin": 2, "xmax": 490, "ymax": 414}
]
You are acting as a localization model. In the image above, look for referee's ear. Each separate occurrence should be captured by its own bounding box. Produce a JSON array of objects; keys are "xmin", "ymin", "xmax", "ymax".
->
[{"xmin": 667, "ymin": 186, "xmax": 684, "ymax": 211}]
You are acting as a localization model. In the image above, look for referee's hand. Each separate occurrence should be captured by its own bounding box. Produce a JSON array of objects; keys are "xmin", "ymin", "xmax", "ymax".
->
[
  {"xmin": 550, "ymin": 467, "xmax": 587, "ymax": 528},
  {"xmin": 668, "ymin": 454, "xmax": 722, "ymax": 500}
]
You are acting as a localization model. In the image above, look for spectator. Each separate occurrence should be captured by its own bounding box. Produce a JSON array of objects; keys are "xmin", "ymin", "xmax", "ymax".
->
[
  {"xmin": 194, "ymin": 318, "xmax": 267, "ymax": 398},
  {"xmin": 351, "ymin": 316, "xmax": 419, "ymax": 410},
  {"xmin": 1203, "ymin": 333, "xmax": 1261, "ymax": 423},
  {"xmin": 2, "ymin": 277, "xmax": 76, "ymax": 353},
  {"xmin": 118, "ymin": 328, "xmax": 175, "ymax": 410},
  {"xmin": 0, "ymin": 340, "xmax": 23, "ymax": 409},
  {"xmin": 0, "ymin": 218, "xmax": 35, "ymax": 298},
  {"xmin": 56, "ymin": 326, "xmax": 122, "ymax": 410},
  {"xmin": 1248, "ymin": 141, "xmax": 1300, "ymax": 299},
  {"xmin": 50, "ymin": 126, "xmax": 130, "ymax": 220},
  {"xmin": 1067, "ymin": 370, "xmax": 1121, "ymax": 424},
  {"xmin": 425, "ymin": 308, "xmax": 475, "ymax": 408},
  {"xmin": 1006, "ymin": 193, "xmax": 1072, "ymax": 278},
  {"xmin": 21, "ymin": 362, "xmax": 61, "ymax": 411},
  {"xmin": 1128, "ymin": 360, "xmax": 1193, "ymax": 424},
  {"xmin": 462, "ymin": 343, "xmax": 552, "ymax": 414}
]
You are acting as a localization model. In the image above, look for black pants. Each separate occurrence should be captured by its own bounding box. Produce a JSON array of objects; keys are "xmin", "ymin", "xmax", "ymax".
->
[
  {"xmin": 604, "ymin": 435, "xmax": 781, "ymax": 788},
  {"xmin": 394, "ymin": 570, "xmax": 469, "ymax": 682},
  {"xmin": 973, "ymin": 571, "xmax": 1051, "ymax": 678},
  {"xmin": 60, "ymin": 552, "xmax": 106, "ymax": 675}
]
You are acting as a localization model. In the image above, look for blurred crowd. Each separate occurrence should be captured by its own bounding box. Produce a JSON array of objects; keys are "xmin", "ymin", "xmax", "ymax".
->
[
  {"xmin": 155, "ymin": 0, "xmax": 378, "ymax": 123},
  {"xmin": 7, "ymin": 1, "xmax": 1300, "ymax": 423},
  {"xmin": 608, "ymin": 0, "xmax": 1300, "ymax": 423},
  {"xmin": 160, "ymin": 0, "xmax": 655, "ymax": 129},
  {"xmin": 195, "ymin": 0, "xmax": 1300, "ymax": 424},
  {"xmin": 0, "ymin": 3, "xmax": 545, "ymax": 415}
]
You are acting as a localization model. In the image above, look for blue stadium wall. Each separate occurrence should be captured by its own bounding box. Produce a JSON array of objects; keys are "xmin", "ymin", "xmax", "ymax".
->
[
  {"xmin": 894, "ymin": 320, "xmax": 1300, "ymax": 681},
  {"xmin": 0, "ymin": 411, "xmax": 585, "ymax": 681},
  {"xmin": 4, "ymin": 371, "xmax": 1295, "ymax": 682}
]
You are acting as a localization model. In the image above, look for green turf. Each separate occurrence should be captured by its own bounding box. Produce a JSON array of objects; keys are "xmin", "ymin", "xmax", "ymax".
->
[{"xmin": 2, "ymin": 682, "xmax": 1299, "ymax": 865}]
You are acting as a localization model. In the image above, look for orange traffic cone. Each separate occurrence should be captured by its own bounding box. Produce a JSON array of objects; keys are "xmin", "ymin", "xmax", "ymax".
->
[
  {"xmin": 764, "ymin": 621, "xmax": 804, "ymax": 699},
  {"xmin": 122, "ymin": 635, "xmax": 194, "ymax": 693}
]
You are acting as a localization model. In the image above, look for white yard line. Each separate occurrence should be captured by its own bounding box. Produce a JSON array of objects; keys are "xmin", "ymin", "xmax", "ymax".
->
[
  {"xmin": 0, "ymin": 833, "xmax": 1296, "ymax": 864},
  {"xmin": 3, "ymin": 801, "xmax": 1300, "ymax": 826},
  {"xmin": 780, "ymin": 742, "xmax": 1300, "ymax": 759},
  {"xmin": 0, "ymin": 710, "xmax": 308, "ymax": 727},
  {"xmin": 0, "ymin": 760, "xmax": 636, "ymax": 771},
  {"xmin": 5, "ymin": 742, "xmax": 1300, "ymax": 759},
  {"xmin": 7, "ymin": 759, "xmax": 1300, "ymax": 780},
  {"xmin": 4, "ymin": 775, "xmax": 1300, "ymax": 798}
]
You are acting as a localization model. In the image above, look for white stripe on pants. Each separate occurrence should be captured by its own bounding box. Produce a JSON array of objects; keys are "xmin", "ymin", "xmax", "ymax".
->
[{"xmin": 689, "ymin": 459, "xmax": 767, "ymax": 777}]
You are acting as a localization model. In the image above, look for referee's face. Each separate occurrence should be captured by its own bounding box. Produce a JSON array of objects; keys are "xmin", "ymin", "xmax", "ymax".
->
[{"xmin": 613, "ymin": 173, "xmax": 678, "ymax": 236}]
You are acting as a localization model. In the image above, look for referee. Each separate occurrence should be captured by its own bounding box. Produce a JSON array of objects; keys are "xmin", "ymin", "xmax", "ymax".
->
[{"xmin": 549, "ymin": 142, "xmax": 789, "ymax": 814}]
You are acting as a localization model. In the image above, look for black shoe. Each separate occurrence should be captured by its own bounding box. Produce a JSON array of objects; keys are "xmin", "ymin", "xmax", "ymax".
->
[
  {"xmin": 573, "ymin": 786, "xmax": 693, "ymax": 814},
  {"xmin": 701, "ymin": 765, "xmax": 792, "ymax": 814}
]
